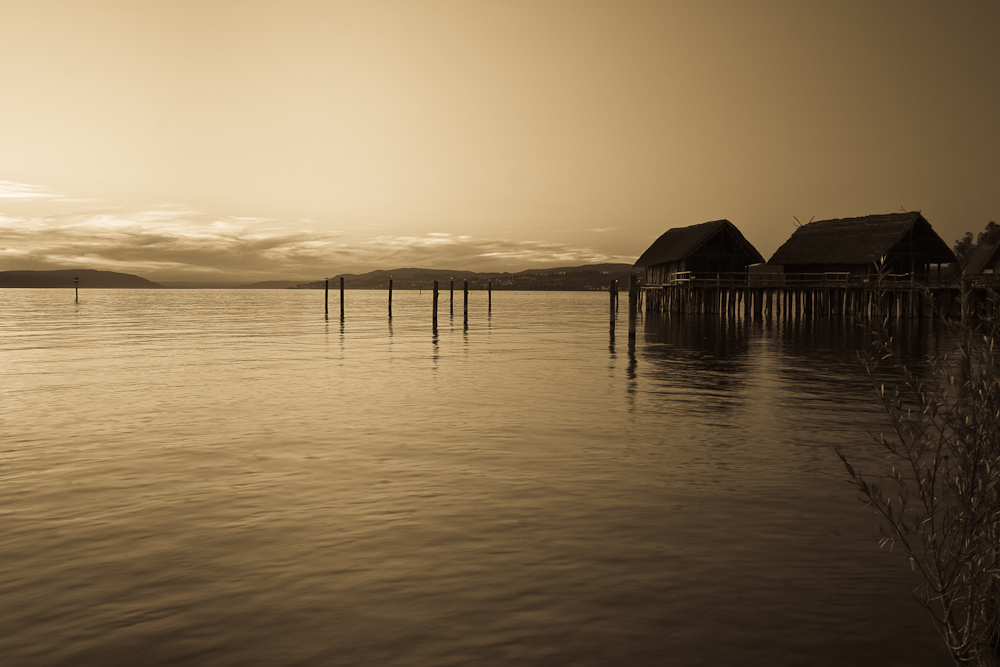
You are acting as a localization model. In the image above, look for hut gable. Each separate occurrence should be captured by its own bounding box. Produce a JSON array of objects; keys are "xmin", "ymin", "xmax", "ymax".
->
[
  {"xmin": 965, "ymin": 240, "xmax": 1000, "ymax": 275},
  {"xmin": 767, "ymin": 212, "xmax": 955, "ymax": 274},
  {"xmin": 634, "ymin": 219, "xmax": 764, "ymax": 285}
]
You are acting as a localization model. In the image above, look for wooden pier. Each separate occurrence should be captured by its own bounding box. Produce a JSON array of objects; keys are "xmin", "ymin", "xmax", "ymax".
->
[
  {"xmin": 639, "ymin": 272, "xmax": 998, "ymax": 321},
  {"xmin": 633, "ymin": 213, "xmax": 970, "ymax": 322}
]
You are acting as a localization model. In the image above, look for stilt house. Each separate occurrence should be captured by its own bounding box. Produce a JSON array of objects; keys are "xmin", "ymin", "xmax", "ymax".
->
[
  {"xmin": 964, "ymin": 240, "xmax": 1000, "ymax": 275},
  {"xmin": 766, "ymin": 212, "xmax": 955, "ymax": 278},
  {"xmin": 634, "ymin": 219, "xmax": 765, "ymax": 286}
]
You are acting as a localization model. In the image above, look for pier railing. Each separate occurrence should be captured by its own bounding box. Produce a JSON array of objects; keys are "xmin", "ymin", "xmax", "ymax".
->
[{"xmin": 646, "ymin": 271, "xmax": 993, "ymax": 290}]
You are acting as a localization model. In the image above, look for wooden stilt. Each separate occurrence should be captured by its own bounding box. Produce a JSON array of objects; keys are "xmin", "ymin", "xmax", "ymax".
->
[{"xmin": 433, "ymin": 280, "xmax": 439, "ymax": 328}]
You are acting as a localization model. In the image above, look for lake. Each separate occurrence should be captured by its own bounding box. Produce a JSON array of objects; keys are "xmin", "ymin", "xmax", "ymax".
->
[{"xmin": 0, "ymin": 288, "xmax": 951, "ymax": 666}]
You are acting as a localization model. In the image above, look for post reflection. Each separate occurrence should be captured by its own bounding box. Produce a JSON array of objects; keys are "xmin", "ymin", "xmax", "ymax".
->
[
  {"xmin": 625, "ymin": 339, "xmax": 638, "ymax": 410},
  {"xmin": 637, "ymin": 313, "xmax": 752, "ymax": 418},
  {"xmin": 633, "ymin": 311, "xmax": 948, "ymax": 423},
  {"xmin": 431, "ymin": 327, "xmax": 439, "ymax": 367},
  {"xmin": 773, "ymin": 315, "xmax": 940, "ymax": 404}
]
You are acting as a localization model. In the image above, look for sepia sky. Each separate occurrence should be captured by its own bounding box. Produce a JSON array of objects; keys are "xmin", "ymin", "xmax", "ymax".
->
[{"xmin": 1, "ymin": 0, "xmax": 997, "ymax": 282}]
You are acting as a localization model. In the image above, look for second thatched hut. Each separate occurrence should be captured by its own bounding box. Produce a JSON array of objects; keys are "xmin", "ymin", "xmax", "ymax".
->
[{"xmin": 767, "ymin": 211, "xmax": 955, "ymax": 280}]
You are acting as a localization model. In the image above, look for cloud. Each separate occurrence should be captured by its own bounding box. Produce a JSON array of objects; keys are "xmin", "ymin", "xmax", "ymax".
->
[
  {"xmin": 1, "ymin": 195, "xmax": 633, "ymax": 281},
  {"xmin": 0, "ymin": 181, "xmax": 61, "ymax": 199},
  {"xmin": 361, "ymin": 235, "xmax": 631, "ymax": 272},
  {"xmin": 0, "ymin": 204, "xmax": 344, "ymax": 280}
]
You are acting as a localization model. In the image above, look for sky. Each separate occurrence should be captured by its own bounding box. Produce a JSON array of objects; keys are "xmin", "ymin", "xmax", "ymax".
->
[{"xmin": 1, "ymin": 0, "xmax": 997, "ymax": 282}]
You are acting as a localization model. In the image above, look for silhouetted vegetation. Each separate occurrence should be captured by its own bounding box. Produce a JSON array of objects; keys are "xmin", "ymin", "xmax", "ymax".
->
[
  {"xmin": 953, "ymin": 221, "xmax": 1000, "ymax": 269},
  {"xmin": 838, "ymin": 266, "xmax": 1000, "ymax": 666}
]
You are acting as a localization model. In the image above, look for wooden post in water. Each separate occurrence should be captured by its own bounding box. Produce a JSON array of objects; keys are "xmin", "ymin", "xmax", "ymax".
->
[
  {"xmin": 433, "ymin": 280, "xmax": 439, "ymax": 328},
  {"xmin": 450, "ymin": 279, "xmax": 454, "ymax": 316},
  {"xmin": 488, "ymin": 280, "xmax": 492, "ymax": 314},
  {"xmin": 340, "ymin": 277, "xmax": 345, "ymax": 321},
  {"xmin": 609, "ymin": 281, "xmax": 616, "ymax": 329},
  {"xmin": 463, "ymin": 279, "xmax": 469, "ymax": 327},
  {"xmin": 388, "ymin": 278, "xmax": 393, "ymax": 319},
  {"xmin": 628, "ymin": 274, "xmax": 637, "ymax": 342},
  {"xmin": 325, "ymin": 279, "xmax": 329, "ymax": 317},
  {"xmin": 74, "ymin": 276, "xmax": 79, "ymax": 303}
]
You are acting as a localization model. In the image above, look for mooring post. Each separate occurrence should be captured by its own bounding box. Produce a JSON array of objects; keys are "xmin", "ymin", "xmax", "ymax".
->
[
  {"xmin": 628, "ymin": 274, "xmax": 637, "ymax": 342},
  {"xmin": 609, "ymin": 281, "xmax": 616, "ymax": 328},
  {"xmin": 388, "ymin": 278, "xmax": 393, "ymax": 319},
  {"xmin": 325, "ymin": 279, "xmax": 329, "ymax": 317},
  {"xmin": 74, "ymin": 276, "xmax": 79, "ymax": 303},
  {"xmin": 432, "ymin": 280, "xmax": 439, "ymax": 329},
  {"xmin": 340, "ymin": 277, "xmax": 345, "ymax": 321},
  {"xmin": 488, "ymin": 280, "xmax": 492, "ymax": 314},
  {"xmin": 450, "ymin": 279, "xmax": 454, "ymax": 316},
  {"xmin": 463, "ymin": 279, "xmax": 469, "ymax": 327}
]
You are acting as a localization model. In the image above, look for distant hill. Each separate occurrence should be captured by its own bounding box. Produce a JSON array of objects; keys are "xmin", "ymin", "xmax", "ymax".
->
[
  {"xmin": 158, "ymin": 280, "xmax": 306, "ymax": 289},
  {"xmin": 0, "ymin": 269, "xmax": 164, "ymax": 289},
  {"xmin": 158, "ymin": 281, "xmax": 247, "ymax": 289},
  {"xmin": 234, "ymin": 280, "xmax": 306, "ymax": 289},
  {"xmin": 291, "ymin": 263, "xmax": 641, "ymax": 291}
]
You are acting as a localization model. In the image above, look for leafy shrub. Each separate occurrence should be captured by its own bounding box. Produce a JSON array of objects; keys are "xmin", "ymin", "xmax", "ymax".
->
[{"xmin": 838, "ymin": 274, "xmax": 1000, "ymax": 666}]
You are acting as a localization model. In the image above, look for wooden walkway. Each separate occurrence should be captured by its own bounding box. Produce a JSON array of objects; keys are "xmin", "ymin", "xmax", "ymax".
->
[{"xmin": 639, "ymin": 273, "xmax": 1000, "ymax": 320}]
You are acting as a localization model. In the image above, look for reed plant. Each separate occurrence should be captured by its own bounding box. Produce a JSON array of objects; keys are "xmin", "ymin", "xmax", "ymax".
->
[{"xmin": 837, "ymin": 268, "xmax": 1000, "ymax": 666}]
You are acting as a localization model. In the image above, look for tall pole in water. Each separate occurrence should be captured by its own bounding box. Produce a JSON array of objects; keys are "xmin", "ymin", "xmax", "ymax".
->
[
  {"xmin": 388, "ymin": 278, "xmax": 393, "ymax": 319},
  {"xmin": 432, "ymin": 281, "xmax": 439, "ymax": 329},
  {"xmin": 75, "ymin": 276, "xmax": 79, "ymax": 303},
  {"xmin": 628, "ymin": 274, "xmax": 638, "ymax": 343},
  {"xmin": 609, "ymin": 280, "xmax": 616, "ymax": 332},
  {"xmin": 325, "ymin": 279, "xmax": 329, "ymax": 318},
  {"xmin": 463, "ymin": 279, "xmax": 468, "ymax": 328},
  {"xmin": 340, "ymin": 277, "xmax": 345, "ymax": 321}
]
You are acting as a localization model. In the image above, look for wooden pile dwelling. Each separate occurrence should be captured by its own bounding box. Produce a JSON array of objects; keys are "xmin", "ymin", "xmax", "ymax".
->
[
  {"xmin": 638, "ymin": 212, "xmax": 961, "ymax": 319},
  {"xmin": 963, "ymin": 240, "xmax": 1000, "ymax": 285},
  {"xmin": 635, "ymin": 219, "xmax": 764, "ymax": 314}
]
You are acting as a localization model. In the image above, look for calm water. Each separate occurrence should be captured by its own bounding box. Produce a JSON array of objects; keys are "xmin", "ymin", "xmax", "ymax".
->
[{"xmin": 0, "ymin": 289, "xmax": 951, "ymax": 666}]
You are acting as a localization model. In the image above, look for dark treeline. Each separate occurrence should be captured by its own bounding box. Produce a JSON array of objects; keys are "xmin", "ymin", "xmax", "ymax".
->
[{"xmin": 953, "ymin": 220, "xmax": 1000, "ymax": 266}]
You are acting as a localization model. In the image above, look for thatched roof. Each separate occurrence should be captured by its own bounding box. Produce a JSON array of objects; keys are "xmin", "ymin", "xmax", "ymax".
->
[
  {"xmin": 767, "ymin": 212, "xmax": 955, "ymax": 266},
  {"xmin": 964, "ymin": 240, "xmax": 1000, "ymax": 275},
  {"xmin": 634, "ymin": 219, "xmax": 764, "ymax": 267}
]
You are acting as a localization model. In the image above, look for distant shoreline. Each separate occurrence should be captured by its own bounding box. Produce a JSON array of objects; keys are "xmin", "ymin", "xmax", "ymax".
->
[
  {"xmin": 0, "ymin": 269, "xmax": 163, "ymax": 289},
  {"xmin": 4, "ymin": 263, "xmax": 642, "ymax": 291}
]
